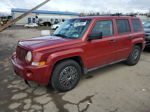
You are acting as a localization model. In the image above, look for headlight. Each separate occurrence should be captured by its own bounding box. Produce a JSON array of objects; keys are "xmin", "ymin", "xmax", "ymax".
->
[{"xmin": 26, "ymin": 51, "xmax": 32, "ymax": 62}]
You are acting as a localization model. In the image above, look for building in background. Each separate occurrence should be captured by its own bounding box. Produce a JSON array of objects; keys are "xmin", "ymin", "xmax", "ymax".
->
[{"xmin": 11, "ymin": 8, "xmax": 80, "ymax": 26}]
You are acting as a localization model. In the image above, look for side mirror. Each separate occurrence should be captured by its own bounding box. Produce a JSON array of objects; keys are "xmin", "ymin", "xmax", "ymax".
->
[{"xmin": 88, "ymin": 32, "xmax": 103, "ymax": 40}]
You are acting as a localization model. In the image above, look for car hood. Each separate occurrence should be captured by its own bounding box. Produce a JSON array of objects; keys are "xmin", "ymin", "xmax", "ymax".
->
[{"xmin": 18, "ymin": 36, "xmax": 81, "ymax": 51}]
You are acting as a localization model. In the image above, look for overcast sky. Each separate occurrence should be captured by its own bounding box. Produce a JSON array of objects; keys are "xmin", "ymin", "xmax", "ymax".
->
[{"xmin": 0, "ymin": 0, "xmax": 150, "ymax": 14}]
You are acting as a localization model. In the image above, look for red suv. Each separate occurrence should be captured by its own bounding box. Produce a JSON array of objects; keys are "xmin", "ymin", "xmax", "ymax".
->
[{"xmin": 11, "ymin": 16, "xmax": 145, "ymax": 92}]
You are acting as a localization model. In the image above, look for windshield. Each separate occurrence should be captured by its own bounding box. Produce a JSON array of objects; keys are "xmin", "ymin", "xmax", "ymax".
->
[
  {"xmin": 53, "ymin": 19, "xmax": 91, "ymax": 39},
  {"xmin": 144, "ymin": 21, "xmax": 150, "ymax": 28}
]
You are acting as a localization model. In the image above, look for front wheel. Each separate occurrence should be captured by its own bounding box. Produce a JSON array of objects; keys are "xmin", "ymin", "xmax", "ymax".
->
[
  {"xmin": 125, "ymin": 45, "xmax": 141, "ymax": 66},
  {"xmin": 51, "ymin": 60, "xmax": 81, "ymax": 92}
]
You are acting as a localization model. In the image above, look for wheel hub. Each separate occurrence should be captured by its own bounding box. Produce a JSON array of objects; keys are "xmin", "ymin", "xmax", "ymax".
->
[
  {"xmin": 132, "ymin": 49, "xmax": 139, "ymax": 60},
  {"xmin": 59, "ymin": 66, "xmax": 78, "ymax": 88}
]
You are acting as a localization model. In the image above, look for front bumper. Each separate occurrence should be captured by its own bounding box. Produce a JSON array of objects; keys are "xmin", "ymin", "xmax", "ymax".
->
[{"xmin": 11, "ymin": 55, "xmax": 51, "ymax": 86}]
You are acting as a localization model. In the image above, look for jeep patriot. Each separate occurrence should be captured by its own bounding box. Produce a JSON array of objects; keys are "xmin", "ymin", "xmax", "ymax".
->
[{"xmin": 11, "ymin": 16, "xmax": 145, "ymax": 92}]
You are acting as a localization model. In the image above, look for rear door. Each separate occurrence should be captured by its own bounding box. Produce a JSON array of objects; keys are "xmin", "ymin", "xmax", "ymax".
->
[{"xmin": 113, "ymin": 18, "xmax": 132, "ymax": 61}]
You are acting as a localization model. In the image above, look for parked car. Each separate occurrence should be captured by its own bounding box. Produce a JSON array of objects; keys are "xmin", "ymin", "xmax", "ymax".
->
[
  {"xmin": 24, "ymin": 23, "xmax": 38, "ymax": 28},
  {"xmin": 144, "ymin": 21, "xmax": 150, "ymax": 48},
  {"xmin": 11, "ymin": 16, "xmax": 145, "ymax": 92},
  {"xmin": 38, "ymin": 17, "xmax": 66, "ymax": 26},
  {"xmin": 51, "ymin": 22, "xmax": 63, "ymax": 30}
]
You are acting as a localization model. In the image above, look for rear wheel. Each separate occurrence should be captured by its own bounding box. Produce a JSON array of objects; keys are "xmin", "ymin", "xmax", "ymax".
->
[
  {"xmin": 51, "ymin": 60, "xmax": 81, "ymax": 92},
  {"xmin": 125, "ymin": 45, "xmax": 141, "ymax": 66}
]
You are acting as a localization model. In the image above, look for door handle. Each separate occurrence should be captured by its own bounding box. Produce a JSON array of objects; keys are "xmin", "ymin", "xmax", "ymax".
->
[{"xmin": 109, "ymin": 40, "xmax": 117, "ymax": 43}]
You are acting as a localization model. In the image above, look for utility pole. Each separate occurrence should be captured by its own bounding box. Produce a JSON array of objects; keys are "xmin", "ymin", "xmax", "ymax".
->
[{"xmin": 0, "ymin": 0, "xmax": 50, "ymax": 32}]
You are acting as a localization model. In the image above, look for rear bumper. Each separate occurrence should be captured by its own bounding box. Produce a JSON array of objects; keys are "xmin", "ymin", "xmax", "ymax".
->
[{"xmin": 11, "ymin": 55, "xmax": 51, "ymax": 86}]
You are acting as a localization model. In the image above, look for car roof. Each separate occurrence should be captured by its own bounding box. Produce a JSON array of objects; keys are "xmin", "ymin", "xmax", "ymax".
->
[{"xmin": 74, "ymin": 16, "xmax": 139, "ymax": 20}]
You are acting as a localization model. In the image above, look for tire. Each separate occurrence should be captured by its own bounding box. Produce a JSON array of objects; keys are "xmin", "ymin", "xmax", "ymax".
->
[
  {"xmin": 125, "ymin": 45, "xmax": 141, "ymax": 66},
  {"xmin": 55, "ymin": 26, "xmax": 58, "ymax": 30},
  {"xmin": 145, "ymin": 45, "xmax": 150, "ymax": 51},
  {"xmin": 51, "ymin": 60, "xmax": 81, "ymax": 92}
]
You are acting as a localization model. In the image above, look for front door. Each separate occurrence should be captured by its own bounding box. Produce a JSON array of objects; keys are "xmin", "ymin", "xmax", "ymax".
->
[{"xmin": 86, "ymin": 19, "xmax": 118, "ymax": 69}]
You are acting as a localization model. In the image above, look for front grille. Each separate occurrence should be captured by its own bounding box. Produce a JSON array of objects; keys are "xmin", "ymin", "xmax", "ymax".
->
[{"xmin": 16, "ymin": 46, "xmax": 28, "ymax": 62}]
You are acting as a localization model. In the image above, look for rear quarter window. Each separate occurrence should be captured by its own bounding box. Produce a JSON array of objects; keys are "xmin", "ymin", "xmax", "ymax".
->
[
  {"xmin": 116, "ymin": 19, "xmax": 131, "ymax": 34},
  {"xmin": 132, "ymin": 19, "xmax": 143, "ymax": 32}
]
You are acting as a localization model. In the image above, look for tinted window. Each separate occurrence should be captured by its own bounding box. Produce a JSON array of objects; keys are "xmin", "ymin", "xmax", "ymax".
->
[
  {"xmin": 91, "ymin": 20, "xmax": 114, "ymax": 37},
  {"xmin": 116, "ymin": 19, "xmax": 131, "ymax": 34},
  {"xmin": 132, "ymin": 19, "xmax": 142, "ymax": 32}
]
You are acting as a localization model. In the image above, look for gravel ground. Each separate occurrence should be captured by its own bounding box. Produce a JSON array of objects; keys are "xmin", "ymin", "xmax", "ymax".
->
[{"xmin": 0, "ymin": 27, "xmax": 150, "ymax": 112}]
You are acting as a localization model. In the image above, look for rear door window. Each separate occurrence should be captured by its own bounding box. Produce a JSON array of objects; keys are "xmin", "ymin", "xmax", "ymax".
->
[
  {"xmin": 116, "ymin": 19, "xmax": 131, "ymax": 34},
  {"xmin": 132, "ymin": 19, "xmax": 142, "ymax": 32},
  {"xmin": 91, "ymin": 20, "xmax": 114, "ymax": 37}
]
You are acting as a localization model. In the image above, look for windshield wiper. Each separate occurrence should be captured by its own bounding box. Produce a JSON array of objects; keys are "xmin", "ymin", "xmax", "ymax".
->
[{"xmin": 53, "ymin": 34, "xmax": 68, "ymax": 38}]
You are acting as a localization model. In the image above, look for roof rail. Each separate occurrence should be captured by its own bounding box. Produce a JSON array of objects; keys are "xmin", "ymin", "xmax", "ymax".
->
[{"xmin": 100, "ymin": 13, "xmax": 136, "ymax": 17}]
